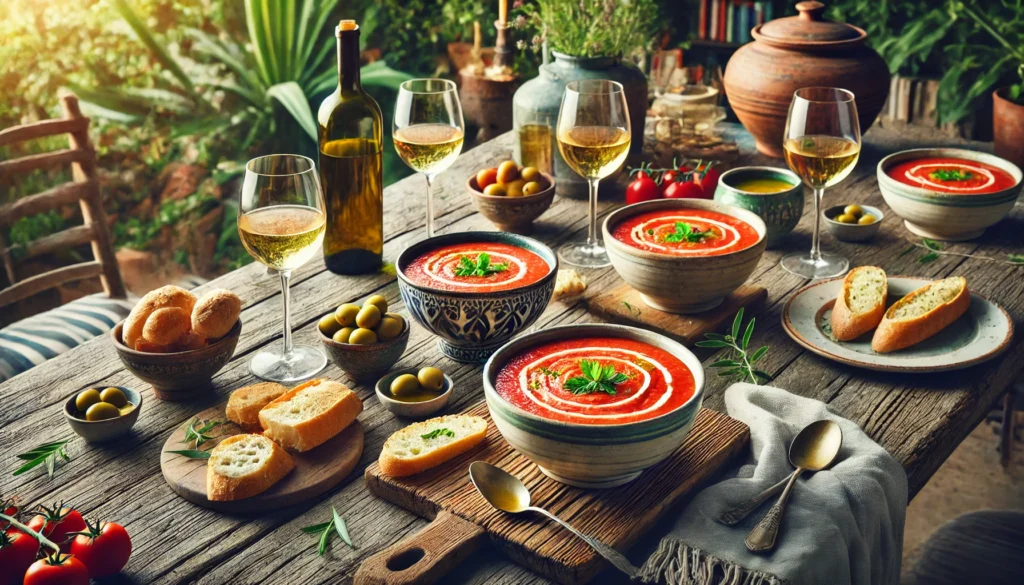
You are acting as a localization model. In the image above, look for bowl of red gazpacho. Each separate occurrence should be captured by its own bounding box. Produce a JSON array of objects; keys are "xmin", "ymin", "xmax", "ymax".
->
[
  {"xmin": 483, "ymin": 323, "xmax": 705, "ymax": 488},
  {"xmin": 602, "ymin": 199, "xmax": 767, "ymax": 314},
  {"xmin": 877, "ymin": 148, "xmax": 1022, "ymax": 241},
  {"xmin": 396, "ymin": 232, "xmax": 557, "ymax": 363}
]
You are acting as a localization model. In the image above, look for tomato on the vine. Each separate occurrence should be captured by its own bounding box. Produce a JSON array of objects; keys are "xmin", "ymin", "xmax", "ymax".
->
[
  {"xmin": 0, "ymin": 529, "xmax": 38, "ymax": 585},
  {"xmin": 27, "ymin": 504, "xmax": 85, "ymax": 551},
  {"xmin": 663, "ymin": 180, "xmax": 705, "ymax": 199},
  {"xmin": 626, "ymin": 175, "xmax": 661, "ymax": 205},
  {"xmin": 0, "ymin": 499, "xmax": 17, "ymax": 530},
  {"xmin": 23, "ymin": 554, "xmax": 90, "ymax": 585},
  {"xmin": 660, "ymin": 170, "xmax": 682, "ymax": 193},
  {"xmin": 69, "ymin": 519, "xmax": 132, "ymax": 578},
  {"xmin": 693, "ymin": 164, "xmax": 721, "ymax": 198}
]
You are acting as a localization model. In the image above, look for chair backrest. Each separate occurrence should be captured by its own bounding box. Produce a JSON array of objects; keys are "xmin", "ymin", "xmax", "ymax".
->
[{"xmin": 0, "ymin": 92, "xmax": 126, "ymax": 309}]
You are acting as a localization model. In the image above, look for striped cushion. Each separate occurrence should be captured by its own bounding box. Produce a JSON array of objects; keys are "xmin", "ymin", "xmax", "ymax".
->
[{"xmin": 0, "ymin": 293, "xmax": 135, "ymax": 383}]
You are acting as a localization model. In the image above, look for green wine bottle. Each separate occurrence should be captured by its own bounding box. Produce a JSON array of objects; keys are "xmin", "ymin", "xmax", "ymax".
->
[{"xmin": 317, "ymin": 20, "xmax": 383, "ymax": 275}]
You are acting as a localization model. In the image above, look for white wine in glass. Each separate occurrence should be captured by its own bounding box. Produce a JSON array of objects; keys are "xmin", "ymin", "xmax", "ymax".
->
[
  {"xmin": 781, "ymin": 87, "xmax": 861, "ymax": 279},
  {"xmin": 556, "ymin": 79, "xmax": 631, "ymax": 268},
  {"xmin": 393, "ymin": 79, "xmax": 465, "ymax": 239},
  {"xmin": 238, "ymin": 154, "xmax": 327, "ymax": 382}
]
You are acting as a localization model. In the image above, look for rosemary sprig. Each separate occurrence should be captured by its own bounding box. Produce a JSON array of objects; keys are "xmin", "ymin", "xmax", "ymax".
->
[
  {"xmin": 899, "ymin": 238, "xmax": 1024, "ymax": 266},
  {"xmin": 695, "ymin": 308, "xmax": 772, "ymax": 384},
  {"xmin": 453, "ymin": 253, "xmax": 509, "ymax": 277},
  {"xmin": 564, "ymin": 360, "xmax": 629, "ymax": 396},
  {"xmin": 14, "ymin": 440, "xmax": 71, "ymax": 477},
  {"xmin": 165, "ymin": 449, "xmax": 212, "ymax": 460},
  {"xmin": 301, "ymin": 507, "xmax": 354, "ymax": 556},
  {"xmin": 182, "ymin": 418, "xmax": 227, "ymax": 450},
  {"xmin": 421, "ymin": 428, "xmax": 455, "ymax": 440},
  {"xmin": 622, "ymin": 300, "xmax": 641, "ymax": 315}
]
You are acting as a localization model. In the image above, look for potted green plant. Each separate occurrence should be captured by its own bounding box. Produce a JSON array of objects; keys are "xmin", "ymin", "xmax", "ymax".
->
[{"xmin": 511, "ymin": 0, "xmax": 658, "ymax": 198}]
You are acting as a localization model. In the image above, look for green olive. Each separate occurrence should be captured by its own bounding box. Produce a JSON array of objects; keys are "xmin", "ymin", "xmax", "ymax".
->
[
  {"xmin": 333, "ymin": 327, "xmax": 355, "ymax": 344},
  {"xmin": 75, "ymin": 389, "xmax": 102, "ymax": 412},
  {"xmin": 520, "ymin": 166, "xmax": 541, "ymax": 183},
  {"xmin": 376, "ymin": 315, "xmax": 404, "ymax": 341},
  {"xmin": 835, "ymin": 213, "xmax": 857, "ymax": 224},
  {"xmin": 417, "ymin": 367, "xmax": 445, "ymax": 393},
  {"xmin": 85, "ymin": 402, "xmax": 120, "ymax": 422},
  {"xmin": 390, "ymin": 374, "xmax": 421, "ymax": 397},
  {"xmin": 355, "ymin": 305, "xmax": 382, "ymax": 329},
  {"xmin": 318, "ymin": 313, "xmax": 342, "ymax": 337},
  {"xmin": 349, "ymin": 327, "xmax": 377, "ymax": 345},
  {"xmin": 857, "ymin": 214, "xmax": 876, "ymax": 225},
  {"xmin": 100, "ymin": 387, "xmax": 128, "ymax": 408},
  {"xmin": 334, "ymin": 303, "xmax": 361, "ymax": 327},
  {"xmin": 364, "ymin": 294, "xmax": 388, "ymax": 315},
  {"xmin": 843, "ymin": 204, "xmax": 864, "ymax": 218},
  {"xmin": 483, "ymin": 183, "xmax": 506, "ymax": 196}
]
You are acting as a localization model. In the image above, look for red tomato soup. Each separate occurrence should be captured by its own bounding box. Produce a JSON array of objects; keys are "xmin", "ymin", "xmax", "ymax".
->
[
  {"xmin": 612, "ymin": 209, "xmax": 760, "ymax": 256},
  {"xmin": 405, "ymin": 242, "xmax": 550, "ymax": 292},
  {"xmin": 886, "ymin": 157, "xmax": 1017, "ymax": 194},
  {"xmin": 494, "ymin": 337, "xmax": 696, "ymax": 425}
]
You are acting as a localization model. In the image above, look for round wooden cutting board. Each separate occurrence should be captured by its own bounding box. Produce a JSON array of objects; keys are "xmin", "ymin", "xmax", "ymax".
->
[{"xmin": 160, "ymin": 404, "xmax": 364, "ymax": 513}]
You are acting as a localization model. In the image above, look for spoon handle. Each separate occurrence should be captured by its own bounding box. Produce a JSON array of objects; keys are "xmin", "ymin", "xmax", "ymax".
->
[
  {"xmin": 530, "ymin": 506, "xmax": 639, "ymax": 579},
  {"xmin": 717, "ymin": 475, "xmax": 790, "ymax": 525},
  {"xmin": 745, "ymin": 468, "xmax": 804, "ymax": 553}
]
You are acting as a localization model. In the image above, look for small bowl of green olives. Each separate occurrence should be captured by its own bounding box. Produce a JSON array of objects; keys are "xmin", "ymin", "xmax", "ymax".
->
[
  {"xmin": 375, "ymin": 366, "xmax": 453, "ymax": 419},
  {"xmin": 824, "ymin": 203, "xmax": 884, "ymax": 242},
  {"xmin": 63, "ymin": 385, "xmax": 142, "ymax": 442},
  {"xmin": 318, "ymin": 294, "xmax": 411, "ymax": 380}
]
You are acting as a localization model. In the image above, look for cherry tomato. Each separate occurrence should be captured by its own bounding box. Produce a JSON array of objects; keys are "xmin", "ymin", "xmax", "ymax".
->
[
  {"xmin": 27, "ymin": 506, "xmax": 85, "ymax": 552},
  {"xmin": 0, "ymin": 499, "xmax": 17, "ymax": 530},
  {"xmin": 0, "ymin": 529, "xmax": 39, "ymax": 585},
  {"xmin": 626, "ymin": 175, "xmax": 661, "ymax": 205},
  {"xmin": 69, "ymin": 520, "xmax": 132, "ymax": 578},
  {"xmin": 693, "ymin": 164, "xmax": 721, "ymax": 198},
  {"xmin": 660, "ymin": 170, "xmax": 682, "ymax": 193},
  {"xmin": 23, "ymin": 554, "xmax": 90, "ymax": 585},
  {"xmin": 663, "ymin": 180, "xmax": 706, "ymax": 199}
]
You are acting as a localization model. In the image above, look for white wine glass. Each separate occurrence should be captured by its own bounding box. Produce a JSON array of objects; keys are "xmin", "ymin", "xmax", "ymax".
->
[
  {"xmin": 556, "ymin": 79, "xmax": 631, "ymax": 268},
  {"xmin": 393, "ymin": 78, "xmax": 465, "ymax": 239},
  {"xmin": 238, "ymin": 154, "xmax": 327, "ymax": 382},
  {"xmin": 782, "ymin": 87, "xmax": 861, "ymax": 279}
]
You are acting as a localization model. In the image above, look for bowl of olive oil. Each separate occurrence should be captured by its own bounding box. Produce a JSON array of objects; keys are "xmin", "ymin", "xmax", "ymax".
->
[{"xmin": 714, "ymin": 166, "xmax": 803, "ymax": 248}]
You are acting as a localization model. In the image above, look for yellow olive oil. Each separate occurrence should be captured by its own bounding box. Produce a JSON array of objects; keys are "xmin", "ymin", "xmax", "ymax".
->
[{"xmin": 733, "ymin": 178, "xmax": 797, "ymax": 193}]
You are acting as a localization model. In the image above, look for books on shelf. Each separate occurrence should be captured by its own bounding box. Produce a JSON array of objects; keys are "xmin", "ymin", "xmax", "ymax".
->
[{"xmin": 695, "ymin": 0, "xmax": 773, "ymax": 44}]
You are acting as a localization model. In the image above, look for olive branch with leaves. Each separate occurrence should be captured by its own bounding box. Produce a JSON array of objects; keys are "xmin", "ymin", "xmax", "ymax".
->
[{"xmin": 695, "ymin": 308, "xmax": 772, "ymax": 384}]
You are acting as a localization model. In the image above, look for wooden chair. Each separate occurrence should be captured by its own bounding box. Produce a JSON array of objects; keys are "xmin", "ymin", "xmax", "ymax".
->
[{"xmin": 0, "ymin": 91, "xmax": 126, "ymax": 307}]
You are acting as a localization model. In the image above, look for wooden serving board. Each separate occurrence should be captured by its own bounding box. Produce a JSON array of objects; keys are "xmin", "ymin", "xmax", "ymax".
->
[
  {"xmin": 356, "ymin": 402, "xmax": 749, "ymax": 585},
  {"xmin": 160, "ymin": 404, "xmax": 364, "ymax": 513},
  {"xmin": 584, "ymin": 283, "xmax": 767, "ymax": 344}
]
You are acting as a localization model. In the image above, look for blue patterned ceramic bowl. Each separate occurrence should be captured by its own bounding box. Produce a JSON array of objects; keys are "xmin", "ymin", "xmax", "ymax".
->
[
  {"xmin": 483, "ymin": 323, "xmax": 706, "ymax": 488},
  {"xmin": 396, "ymin": 232, "xmax": 557, "ymax": 363}
]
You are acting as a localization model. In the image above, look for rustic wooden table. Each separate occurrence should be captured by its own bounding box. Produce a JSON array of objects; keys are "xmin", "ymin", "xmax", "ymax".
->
[{"xmin": 2, "ymin": 123, "xmax": 1021, "ymax": 585}]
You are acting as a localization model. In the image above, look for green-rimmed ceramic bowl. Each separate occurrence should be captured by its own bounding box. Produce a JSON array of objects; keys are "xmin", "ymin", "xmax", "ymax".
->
[
  {"xmin": 482, "ymin": 323, "xmax": 705, "ymax": 488},
  {"xmin": 714, "ymin": 166, "xmax": 803, "ymax": 248}
]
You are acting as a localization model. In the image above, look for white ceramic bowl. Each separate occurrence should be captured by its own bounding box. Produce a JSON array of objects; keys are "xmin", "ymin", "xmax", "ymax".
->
[
  {"xmin": 877, "ymin": 148, "xmax": 1022, "ymax": 241},
  {"xmin": 374, "ymin": 367, "xmax": 454, "ymax": 419},
  {"xmin": 482, "ymin": 324, "xmax": 705, "ymax": 488},
  {"xmin": 602, "ymin": 199, "xmax": 767, "ymax": 314}
]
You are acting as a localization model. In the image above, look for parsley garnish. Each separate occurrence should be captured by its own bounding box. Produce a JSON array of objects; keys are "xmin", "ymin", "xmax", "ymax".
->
[
  {"xmin": 421, "ymin": 428, "xmax": 456, "ymax": 440},
  {"xmin": 929, "ymin": 169, "xmax": 973, "ymax": 182},
  {"xmin": 663, "ymin": 222, "xmax": 715, "ymax": 244},
  {"xmin": 563, "ymin": 360, "xmax": 629, "ymax": 396},
  {"xmin": 453, "ymin": 253, "xmax": 509, "ymax": 277}
]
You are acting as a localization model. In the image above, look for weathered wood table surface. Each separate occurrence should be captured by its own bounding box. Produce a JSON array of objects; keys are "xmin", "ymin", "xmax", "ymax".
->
[{"xmin": 2, "ymin": 123, "xmax": 1022, "ymax": 585}]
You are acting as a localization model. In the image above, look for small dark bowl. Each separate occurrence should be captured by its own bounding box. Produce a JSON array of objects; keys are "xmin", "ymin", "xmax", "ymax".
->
[
  {"xmin": 319, "ymin": 316, "xmax": 411, "ymax": 380},
  {"xmin": 466, "ymin": 172, "xmax": 556, "ymax": 234},
  {"xmin": 64, "ymin": 385, "xmax": 143, "ymax": 442},
  {"xmin": 111, "ymin": 320, "xmax": 241, "ymax": 401}
]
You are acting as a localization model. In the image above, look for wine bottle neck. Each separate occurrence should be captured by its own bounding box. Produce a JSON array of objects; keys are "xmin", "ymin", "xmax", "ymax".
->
[{"xmin": 337, "ymin": 29, "xmax": 361, "ymax": 92}]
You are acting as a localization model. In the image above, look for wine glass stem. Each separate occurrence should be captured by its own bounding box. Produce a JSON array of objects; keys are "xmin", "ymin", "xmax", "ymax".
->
[
  {"xmin": 587, "ymin": 178, "xmax": 600, "ymax": 247},
  {"xmin": 279, "ymin": 269, "xmax": 293, "ymax": 357},
  {"xmin": 809, "ymin": 187, "xmax": 825, "ymax": 263},
  {"xmin": 425, "ymin": 174, "xmax": 435, "ymax": 239}
]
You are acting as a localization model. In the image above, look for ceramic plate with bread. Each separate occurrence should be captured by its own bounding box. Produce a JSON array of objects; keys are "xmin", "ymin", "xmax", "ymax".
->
[{"xmin": 783, "ymin": 272, "xmax": 1012, "ymax": 372}]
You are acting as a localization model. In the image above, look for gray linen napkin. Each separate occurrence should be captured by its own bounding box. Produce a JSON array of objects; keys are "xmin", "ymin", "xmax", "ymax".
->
[{"xmin": 639, "ymin": 383, "xmax": 908, "ymax": 585}]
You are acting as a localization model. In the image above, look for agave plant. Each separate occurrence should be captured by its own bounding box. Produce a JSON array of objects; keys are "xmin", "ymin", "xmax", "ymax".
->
[{"xmin": 73, "ymin": 0, "xmax": 410, "ymax": 150}]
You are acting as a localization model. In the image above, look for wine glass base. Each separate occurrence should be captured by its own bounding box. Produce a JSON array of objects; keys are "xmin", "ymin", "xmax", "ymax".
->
[
  {"xmin": 781, "ymin": 252, "xmax": 849, "ymax": 280},
  {"xmin": 559, "ymin": 240, "xmax": 611, "ymax": 268},
  {"xmin": 249, "ymin": 344, "xmax": 327, "ymax": 383}
]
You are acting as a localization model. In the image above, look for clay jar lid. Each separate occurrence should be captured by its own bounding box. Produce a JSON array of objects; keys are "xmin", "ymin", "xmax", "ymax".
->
[{"xmin": 753, "ymin": 1, "xmax": 866, "ymax": 50}]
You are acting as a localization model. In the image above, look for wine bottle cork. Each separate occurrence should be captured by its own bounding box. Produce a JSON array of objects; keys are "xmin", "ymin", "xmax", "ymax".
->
[{"xmin": 339, "ymin": 19, "xmax": 357, "ymax": 31}]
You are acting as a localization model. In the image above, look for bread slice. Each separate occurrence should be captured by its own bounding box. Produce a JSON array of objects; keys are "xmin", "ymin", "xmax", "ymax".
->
[
  {"xmin": 831, "ymin": 266, "xmax": 888, "ymax": 341},
  {"xmin": 378, "ymin": 415, "xmax": 487, "ymax": 478},
  {"xmin": 258, "ymin": 379, "xmax": 362, "ymax": 452},
  {"xmin": 871, "ymin": 276, "xmax": 970, "ymax": 353},
  {"xmin": 207, "ymin": 434, "xmax": 294, "ymax": 501},
  {"xmin": 227, "ymin": 382, "xmax": 289, "ymax": 432}
]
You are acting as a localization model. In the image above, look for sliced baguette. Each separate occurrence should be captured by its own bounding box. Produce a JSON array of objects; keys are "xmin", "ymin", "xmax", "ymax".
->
[
  {"xmin": 378, "ymin": 415, "xmax": 487, "ymax": 478},
  {"xmin": 871, "ymin": 276, "xmax": 970, "ymax": 353},
  {"xmin": 258, "ymin": 378, "xmax": 362, "ymax": 452},
  {"xmin": 831, "ymin": 266, "xmax": 888, "ymax": 341},
  {"xmin": 226, "ymin": 382, "xmax": 289, "ymax": 432},
  {"xmin": 207, "ymin": 433, "xmax": 294, "ymax": 501}
]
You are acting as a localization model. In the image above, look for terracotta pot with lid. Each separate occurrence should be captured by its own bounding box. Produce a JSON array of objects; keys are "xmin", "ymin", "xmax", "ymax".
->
[{"xmin": 724, "ymin": 1, "xmax": 890, "ymax": 158}]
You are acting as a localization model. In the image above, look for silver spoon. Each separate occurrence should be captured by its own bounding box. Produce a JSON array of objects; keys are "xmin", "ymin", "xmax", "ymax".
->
[
  {"xmin": 744, "ymin": 419, "xmax": 843, "ymax": 553},
  {"xmin": 469, "ymin": 461, "xmax": 639, "ymax": 579}
]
